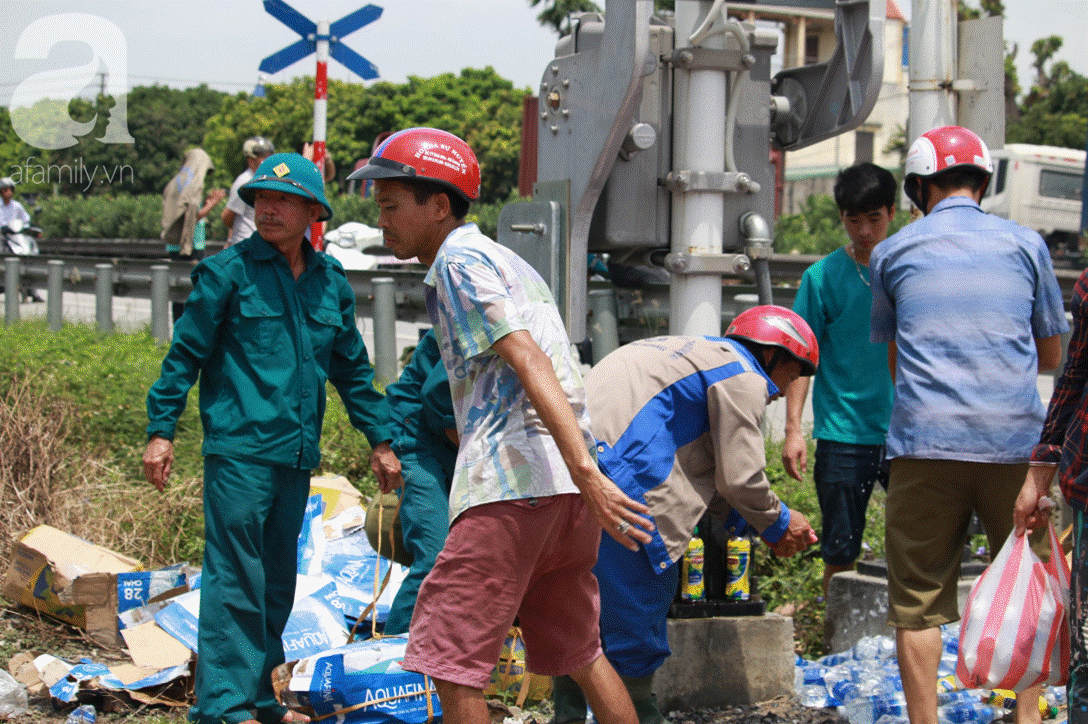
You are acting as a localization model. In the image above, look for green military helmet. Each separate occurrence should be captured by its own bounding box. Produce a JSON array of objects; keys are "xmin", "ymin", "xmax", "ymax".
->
[
  {"xmin": 365, "ymin": 492, "xmax": 413, "ymax": 567},
  {"xmin": 239, "ymin": 152, "xmax": 333, "ymax": 222}
]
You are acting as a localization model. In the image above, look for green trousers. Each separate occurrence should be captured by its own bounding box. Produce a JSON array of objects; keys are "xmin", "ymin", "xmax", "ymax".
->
[
  {"xmin": 384, "ymin": 453, "xmax": 451, "ymax": 635},
  {"xmin": 189, "ymin": 455, "xmax": 310, "ymax": 724}
]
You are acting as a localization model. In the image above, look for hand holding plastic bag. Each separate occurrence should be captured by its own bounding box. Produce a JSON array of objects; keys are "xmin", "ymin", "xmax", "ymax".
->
[{"xmin": 956, "ymin": 522, "xmax": 1070, "ymax": 692}]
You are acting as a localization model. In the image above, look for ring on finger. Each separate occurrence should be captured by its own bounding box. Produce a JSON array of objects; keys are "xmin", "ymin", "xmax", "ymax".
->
[{"xmin": 616, "ymin": 521, "xmax": 631, "ymax": 534}]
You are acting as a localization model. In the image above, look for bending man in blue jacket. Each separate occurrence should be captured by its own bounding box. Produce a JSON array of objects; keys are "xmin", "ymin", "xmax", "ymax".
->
[{"xmin": 553, "ymin": 306, "xmax": 820, "ymax": 724}]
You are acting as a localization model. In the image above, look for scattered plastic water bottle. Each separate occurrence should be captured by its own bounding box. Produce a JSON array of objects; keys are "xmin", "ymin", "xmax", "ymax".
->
[
  {"xmin": 826, "ymin": 675, "xmax": 861, "ymax": 705},
  {"xmin": 875, "ymin": 636, "xmax": 897, "ymax": 659},
  {"xmin": 853, "ymin": 661, "xmax": 901, "ymax": 697},
  {"xmin": 938, "ymin": 651, "xmax": 959, "ymax": 676},
  {"xmin": 941, "ymin": 624, "xmax": 960, "ymax": 654},
  {"xmin": 795, "ymin": 664, "xmax": 830, "ymax": 689},
  {"xmin": 879, "ymin": 657, "xmax": 902, "ymax": 679},
  {"xmin": 872, "ymin": 716, "xmax": 910, "ymax": 724},
  {"xmin": 853, "ymin": 636, "xmax": 883, "ymax": 660},
  {"xmin": 819, "ymin": 651, "xmax": 853, "ymax": 666},
  {"xmin": 938, "ymin": 698, "xmax": 998, "ymax": 723},
  {"xmin": 1046, "ymin": 686, "xmax": 1068, "ymax": 708},
  {"xmin": 852, "ymin": 634, "xmax": 896, "ymax": 661},
  {"xmin": 843, "ymin": 692, "xmax": 908, "ymax": 724},
  {"xmin": 799, "ymin": 683, "xmax": 835, "ymax": 708},
  {"xmin": 0, "ymin": 670, "xmax": 28, "ymax": 719},
  {"xmin": 938, "ymin": 689, "xmax": 979, "ymax": 706},
  {"xmin": 66, "ymin": 704, "xmax": 97, "ymax": 724}
]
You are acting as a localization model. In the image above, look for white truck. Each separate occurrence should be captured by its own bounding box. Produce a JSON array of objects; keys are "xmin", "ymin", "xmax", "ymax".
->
[{"xmin": 980, "ymin": 143, "xmax": 1086, "ymax": 267}]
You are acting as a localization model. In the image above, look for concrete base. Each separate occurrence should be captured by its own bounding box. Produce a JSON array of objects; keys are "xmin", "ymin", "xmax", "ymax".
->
[
  {"xmin": 652, "ymin": 613, "xmax": 795, "ymax": 710},
  {"xmin": 824, "ymin": 567, "xmax": 977, "ymax": 654}
]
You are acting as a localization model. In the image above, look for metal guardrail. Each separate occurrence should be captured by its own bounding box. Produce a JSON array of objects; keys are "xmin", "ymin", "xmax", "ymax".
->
[
  {"xmin": 5, "ymin": 241, "xmax": 1084, "ymax": 375},
  {"xmin": 32, "ymin": 238, "xmax": 1088, "ymax": 303},
  {"xmin": 38, "ymin": 239, "xmax": 229, "ymax": 259},
  {"xmin": 7, "ymin": 247, "xmax": 810, "ymax": 329}
]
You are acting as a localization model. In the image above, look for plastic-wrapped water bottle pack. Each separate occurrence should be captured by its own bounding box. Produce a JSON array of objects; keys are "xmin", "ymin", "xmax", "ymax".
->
[{"xmin": 794, "ymin": 625, "xmax": 1066, "ymax": 724}]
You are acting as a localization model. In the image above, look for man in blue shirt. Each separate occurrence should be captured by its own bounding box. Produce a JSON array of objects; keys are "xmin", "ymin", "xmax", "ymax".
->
[{"xmin": 870, "ymin": 126, "xmax": 1067, "ymax": 724}]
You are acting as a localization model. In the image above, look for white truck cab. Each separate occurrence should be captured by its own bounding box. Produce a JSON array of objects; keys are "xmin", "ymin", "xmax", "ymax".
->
[{"xmin": 980, "ymin": 143, "xmax": 1086, "ymax": 266}]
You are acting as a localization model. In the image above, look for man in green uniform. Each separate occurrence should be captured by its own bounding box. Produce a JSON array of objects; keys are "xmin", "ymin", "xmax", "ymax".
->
[
  {"xmin": 143, "ymin": 153, "xmax": 401, "ymax": 724},
  {"xmin": 381, "ymin": 328, "xmax": 458, "ymax": 634}
]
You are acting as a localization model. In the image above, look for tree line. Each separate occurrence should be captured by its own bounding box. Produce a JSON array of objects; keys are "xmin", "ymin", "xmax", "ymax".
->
[
  {"xmin": 0, "ymin": 67, "xmax": 527, "ymax": 206},
  {"xmin": 1, "ymin": 1, "xmax": 1084, "ymax": 253}
]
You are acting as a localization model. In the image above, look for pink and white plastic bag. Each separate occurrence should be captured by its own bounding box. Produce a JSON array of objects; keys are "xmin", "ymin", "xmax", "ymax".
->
[{"xmin": 956, "ymin": 522, "xmax": 1070, "ymax": 691}]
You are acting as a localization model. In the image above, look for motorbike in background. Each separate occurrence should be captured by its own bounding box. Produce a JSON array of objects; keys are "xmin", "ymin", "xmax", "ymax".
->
[{"xmin": 1, "ymin": 218, "xmax": 44, "ymax": 302}]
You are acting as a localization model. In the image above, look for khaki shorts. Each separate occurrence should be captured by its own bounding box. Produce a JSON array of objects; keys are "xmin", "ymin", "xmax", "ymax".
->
[{"xmin": 885, "ymin": 458, "xmax": 1048, "ymax": 630}]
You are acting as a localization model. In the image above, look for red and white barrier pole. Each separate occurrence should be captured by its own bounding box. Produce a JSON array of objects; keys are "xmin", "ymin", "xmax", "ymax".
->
[{"xmin": 310, "ymin": 19, "xmax": 329, "ymax": 251}]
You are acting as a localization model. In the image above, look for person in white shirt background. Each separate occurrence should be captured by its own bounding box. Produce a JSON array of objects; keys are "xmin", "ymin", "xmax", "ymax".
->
[{"xmin": 221, "ymin": 137, "xmax": 275, "ymax": 247}]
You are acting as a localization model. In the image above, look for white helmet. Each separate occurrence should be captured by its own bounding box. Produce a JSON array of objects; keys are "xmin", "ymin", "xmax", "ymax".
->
[
  {"xmin": 242, "ymin": 136, "xmax": 275, "ymax": 159},
  {"xmin": 0, "ymin": 177, "xmax": 15, "ymax": 190},
  {"xmin": 904, "ymin": 126, "xmax": 993, "ymax": 210}
]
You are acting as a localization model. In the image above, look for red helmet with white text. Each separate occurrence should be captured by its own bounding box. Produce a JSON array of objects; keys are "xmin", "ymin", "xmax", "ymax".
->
[
  {"xmin": 904, "ymin": 125, "xmax": 993, "ymax": 210},
  {"xmin": 346, "ymin": 127, "xmax": 481, "ymax": 204},
  {"xmin": 725, "ymin": 305, "xmax": 818, "ymax": 376}
]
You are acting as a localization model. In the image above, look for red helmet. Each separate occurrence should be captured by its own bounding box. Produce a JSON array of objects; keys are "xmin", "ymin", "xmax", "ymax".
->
[
  {"xmin": 725, "ymin": 305, "xmax": 818, "ymax": 376},
  {"xmin": 904, "ymin": 126, "xmax": 993, "ymax": 209},
  {"xmin": 346, "ymin": 127, "xmax": 481, "ymax": 203}
]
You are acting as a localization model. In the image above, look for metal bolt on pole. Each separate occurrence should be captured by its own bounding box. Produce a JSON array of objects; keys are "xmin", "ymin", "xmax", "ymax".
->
[
  {"xmin": 46, "ymin": 259, "xmax": 63, "ymax": 332},
  {"xmin": 4, "ymin": 257, "xmax": 20, "ymax": 326},
  {"xmin": 150, "ymin": 265, "xmax": 170, "ymax": 342},
  {"xmin": 371, "ymin": 277, "xmax": 397, "ymax": 388},
  {"xmin": 94, "ymin": 263, "xmax": 114, "ymax": 333}
]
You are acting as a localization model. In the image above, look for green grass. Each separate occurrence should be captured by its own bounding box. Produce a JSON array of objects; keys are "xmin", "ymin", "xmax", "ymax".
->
[
  {"xmin": 756, "ymin": 438, "xmax": 887, "ymax": 657},
  {"xmin": 0, "ymin": 320, "xmax": 379, "ymax": 572}
]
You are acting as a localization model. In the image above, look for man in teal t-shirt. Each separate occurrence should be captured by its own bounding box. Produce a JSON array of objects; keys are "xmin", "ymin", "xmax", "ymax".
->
[{"xmin": 782, "ymin": 162, "xmax": 896, "ymax": 596}]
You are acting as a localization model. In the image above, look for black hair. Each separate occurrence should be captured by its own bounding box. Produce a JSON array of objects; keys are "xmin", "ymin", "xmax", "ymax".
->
[
  {"xmin": 407, "ymin": 179, "xmax": 470, "ymax": 220},
  {"xmin": 928, "ymin": 166, "xmax": 989, "ymax": 194},
  {"xmin": 833, "ymin": 162, "xmax": 897, "ymax": 215}
]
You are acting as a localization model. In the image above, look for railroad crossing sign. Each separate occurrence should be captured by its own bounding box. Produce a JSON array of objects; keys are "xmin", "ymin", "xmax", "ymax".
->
[
  {"xmin": 260, "ymin": 0, "xmax": 382, "ymax": 250},
  {"xmin": 259, "ymin": 0, "xmax": 381, "ymax": 80}
]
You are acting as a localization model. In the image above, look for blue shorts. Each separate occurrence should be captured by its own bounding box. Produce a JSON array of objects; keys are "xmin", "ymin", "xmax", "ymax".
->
[{"xmin": 813, "ymin": 440, "xmax": 888, "ymax": 566}]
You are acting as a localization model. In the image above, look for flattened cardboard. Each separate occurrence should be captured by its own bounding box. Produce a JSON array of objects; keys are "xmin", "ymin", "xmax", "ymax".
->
[
  {"xmin": 120, "ymin": 621, "xmax": 192, "ymax": 670},
  {"xmin": 309, "ymin": 474, "xmax": 361, "ymax": 520},
  {"xmin": 3, "ymin": 525, "xmax": 142, "ymax": 646}
]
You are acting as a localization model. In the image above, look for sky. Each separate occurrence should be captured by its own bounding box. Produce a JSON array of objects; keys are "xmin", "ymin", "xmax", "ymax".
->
[{"xmin": 1, "ymin": 0, "xmax": 1086, "ymax": 110}]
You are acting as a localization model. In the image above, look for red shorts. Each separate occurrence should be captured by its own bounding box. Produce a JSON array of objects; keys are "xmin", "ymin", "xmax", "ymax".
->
[{"xmin": 401, "ymin": 493, "xmax": 604, "ymax": 688}]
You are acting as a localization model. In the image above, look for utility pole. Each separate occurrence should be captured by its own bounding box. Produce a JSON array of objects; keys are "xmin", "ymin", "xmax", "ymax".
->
[
  {"xmin": 908, "ymin": 0, "xmax": 957, "ymax": 142},
  {"xmin": 908, "ymin": 0, "xmax": 1005, "ymax": 150}
]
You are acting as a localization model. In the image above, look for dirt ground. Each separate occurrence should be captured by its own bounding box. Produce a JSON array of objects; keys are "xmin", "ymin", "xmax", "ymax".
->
[
  {"xmin": 4, "ymin": 599, "xmax": 849, "ymax": 724},
  {"xmin": 5, "ymin": 604, "xmax": 1042, "ymax": 724}
]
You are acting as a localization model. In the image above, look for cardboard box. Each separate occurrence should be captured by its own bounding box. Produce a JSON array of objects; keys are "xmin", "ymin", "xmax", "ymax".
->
[
  {"xmin": 309, "ymin": 474, "xmax": 362, "ymax": 521},
  {"xmin": 3, "ymin": 525, "xmax": 142, "ymax": 646}
]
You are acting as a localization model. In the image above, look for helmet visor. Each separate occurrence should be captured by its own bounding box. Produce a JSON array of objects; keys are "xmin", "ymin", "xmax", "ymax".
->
[{"xmin": 346, "ymin": 156, "xmax": 418, "ymax": 182}]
